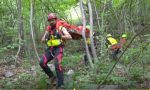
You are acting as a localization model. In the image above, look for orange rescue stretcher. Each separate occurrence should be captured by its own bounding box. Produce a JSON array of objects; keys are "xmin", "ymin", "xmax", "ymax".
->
[{"xmin": 57, "ymin": 20, "xmax": 90, "ymax": 40}]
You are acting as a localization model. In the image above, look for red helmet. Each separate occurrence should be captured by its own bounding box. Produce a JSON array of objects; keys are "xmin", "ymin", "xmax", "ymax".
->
[{"xmin": 47, "ymin": 13, "xmax": 57, "ymax": 21}]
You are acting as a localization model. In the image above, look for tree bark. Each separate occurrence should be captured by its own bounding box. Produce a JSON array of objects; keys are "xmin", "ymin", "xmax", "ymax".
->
[
  {"xmin": 88, "ymin": 0, "xmax": 98, "ymax": 63},
  {"xmin": 16, "ymin": 0, "xmax": 24, "ymax": 58},
  {"xmin": 79, "ymin": 0, "xmax": 94, "ymax": 68},
  {"xmin": 30, "ymin": 0, "xmax": 40, "ymax": 61}
]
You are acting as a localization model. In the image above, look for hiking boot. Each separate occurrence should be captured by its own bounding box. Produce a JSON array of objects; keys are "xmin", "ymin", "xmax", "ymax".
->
[{"xmin": 50, "ymin": 76, "xmax": 57, "ymax": 85}]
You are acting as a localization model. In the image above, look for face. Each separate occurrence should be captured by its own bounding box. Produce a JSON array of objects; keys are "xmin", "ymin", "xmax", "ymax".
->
[{"xmin": 48, "ymin": 19, "xmax": 56, "ymax": 26}]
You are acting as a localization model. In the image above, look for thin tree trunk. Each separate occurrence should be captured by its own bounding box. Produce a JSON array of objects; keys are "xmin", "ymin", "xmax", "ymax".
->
[
  {"xmin": 88, "ymin": 0, "xmax": 98, "ymax": 63},
  {"xmin": 30, "ymin": 0, "xmax": 40, "ymax": 61},
  {"xmin": 93, "ymin": 0, "xmax": 103, "ymax": 58},
  {"xmin": 93, "ymin": 0, "xmax": 101, "ymax": 32},
  {"xmin": 100, "ymin": 0, "xmax": 107, "ymax": 58},
  {"xmin": 79, "ymin": 0, "xmax": 94, "ymax": 68},
  {"xmin": 16, "ymin": 0, "xmax": 24, "ymax": 58}
]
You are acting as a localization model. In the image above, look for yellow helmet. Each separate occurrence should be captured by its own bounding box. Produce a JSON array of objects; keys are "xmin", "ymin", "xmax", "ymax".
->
[
  {"xmin": 86, "ymin": 25, "xmax": 90, "ymax": 30},
  {"xmin": 107, "ymin": 34, "xmax": 112, "ymax": 37},
  {"xmin": 122, "ymin": 34, "xmax": 127, "ymax": 38}
]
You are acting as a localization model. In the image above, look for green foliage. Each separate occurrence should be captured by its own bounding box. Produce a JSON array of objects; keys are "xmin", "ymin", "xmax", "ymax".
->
[
  {"xmin": 0, "ymin": 43, "xmax": 19, "ymax": 53},
  {"xmin": 121, "ymin": 42, "xmax": 150, "ymax": 65},
  {"xmin": 21, "ymin": 59, "xmax": 33, "ymax": 68},
  {"xmin": 112, "ymin": 0, "xmax": 125, "ymax": 8},
  {"xmin": 121, "ymin": 47, "xmax": 141, "ymax": 65},
  {"xmin": 35, "ymin": 75, "xmax": 48, "ymax": 89},
  {"xmin": 129, "ymin": 66, "xmax": 143, "ymax": 81},
  {"xmin": 3, "ymin": 73, "xmax": 35, "ymax": 89},
  {"xmin": 110, "ymin": 76, "xmax": 126, "ymax": 84},
  {"xmin": 94, "ymin": 62, "xmax": 127, "ymax": 85},
  {"xmin": 62, "ymin": 53, "xmax": 82, "ymax": 69},
  {"xmin": 1, "ymin": 0, "xmax": 150, "ymax": 89},
  {"xmin": 2, "ymin": 79, "xmax": 16, "ymax": 89}
]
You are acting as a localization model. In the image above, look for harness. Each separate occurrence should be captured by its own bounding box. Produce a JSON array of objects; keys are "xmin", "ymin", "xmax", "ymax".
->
[
  {"xmin": 46, "ymin": 26, "xmax": 63, "ymax": 47},
  {"xmin": 47, "ymin": 39, "xmax": 62, "ymax": 47}
]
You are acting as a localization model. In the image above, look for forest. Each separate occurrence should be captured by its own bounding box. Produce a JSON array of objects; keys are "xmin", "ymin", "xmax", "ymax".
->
[{"xmin": 0, "ymin": 0, "xmax": 150, "ymax": 89}]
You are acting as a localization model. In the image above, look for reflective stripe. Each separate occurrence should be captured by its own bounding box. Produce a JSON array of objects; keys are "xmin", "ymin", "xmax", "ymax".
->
[
  {"xmin": 43, "ymin": 55, "xmax": 47, "ymax": 67},
  {"xmin": 56, "ymin": 52, "xmax": 63, "ymax": 71},
  {"xmin": 47, "ymin": 39, "xmax": 62, "ymax": 46}
]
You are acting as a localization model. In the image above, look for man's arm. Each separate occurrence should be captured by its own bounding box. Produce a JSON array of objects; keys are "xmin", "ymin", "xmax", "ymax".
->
[
  {"xmin": 41, "ymin": 31, "xmax": 49, "ymax": 42},
  {"xmin": 61, "ymin": 27, "xmax": 72, "ymax": 40}
]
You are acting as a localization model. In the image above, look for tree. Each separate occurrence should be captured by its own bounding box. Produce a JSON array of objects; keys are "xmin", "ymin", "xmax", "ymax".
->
[{"xmin": 16, "ymin": 0, "xmax": 24, "ymax": 58}]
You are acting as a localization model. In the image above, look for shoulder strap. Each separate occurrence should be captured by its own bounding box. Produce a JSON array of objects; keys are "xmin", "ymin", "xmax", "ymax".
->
[{"xmin": 56, "ymin": 20, "xmax": 68, "ymax": 34}]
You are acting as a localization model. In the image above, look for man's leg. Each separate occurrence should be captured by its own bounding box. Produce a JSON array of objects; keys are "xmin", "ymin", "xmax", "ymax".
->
[
  {"xmin": 111, "ymin": 50, "xmax": 118, "ymax": 60},
  {"xmin": 84, "ymin": 53, "xmax": 88, "ymax": 65},
  {"xmin": 39, "ymin": 50, "xmax": 54, "ymax": 78},
  {"xmin": 53, "ymin": 47, "xmax": 64, "ymax": 88}
]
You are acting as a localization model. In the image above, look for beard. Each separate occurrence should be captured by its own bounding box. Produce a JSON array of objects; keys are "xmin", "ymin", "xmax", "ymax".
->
[{"xmin": 50, "ymin": 22, "xmax": 56, "ymax": 27}]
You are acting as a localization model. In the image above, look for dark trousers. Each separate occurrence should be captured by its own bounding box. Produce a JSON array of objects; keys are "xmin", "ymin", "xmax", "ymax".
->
[
  {"xmin": 111, "ymin": 49, "xmax": 121, "ymax": 60},
  {"xmin": 84, "ymin": 46, "xmax": 93, "ymax": 65},
  {"xmin": 39, "ymin": 46, "xmax": 64, "ymax": 87}
]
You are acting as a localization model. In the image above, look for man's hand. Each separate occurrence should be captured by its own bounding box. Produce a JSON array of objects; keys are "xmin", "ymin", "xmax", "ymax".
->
[
  {"xmin": 41, "ymin": 31, "xmax": 49, "ymax": 42},
  {"xmin": 45, "ymin": 33, "xmax": 50, "ymax": 41},
  {"xmin": 61, "ymin": 27, "xmax": 72, "ymax": 40}
]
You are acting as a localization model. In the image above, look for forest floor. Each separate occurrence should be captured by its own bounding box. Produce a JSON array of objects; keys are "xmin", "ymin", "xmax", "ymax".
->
[{"xmin": 0, "ymin": 52, "xmax": 150, "ymax": 89}]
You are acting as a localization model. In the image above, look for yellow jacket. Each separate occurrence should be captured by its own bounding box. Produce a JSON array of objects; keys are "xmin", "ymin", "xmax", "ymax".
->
[{"xmin": 106, "ymin": 37, "xmax": 118, "ymax": 48}]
